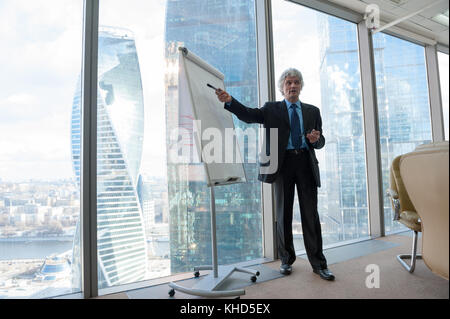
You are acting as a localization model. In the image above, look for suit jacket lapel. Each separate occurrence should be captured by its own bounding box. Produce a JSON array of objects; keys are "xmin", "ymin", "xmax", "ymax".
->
[
  {"xmin": 280, "ymin": 100, "xmax": 290, "ymax": 128},
  {"xmin": 300, "ymin": 102, "xmax": 311, "ymax": 132}
]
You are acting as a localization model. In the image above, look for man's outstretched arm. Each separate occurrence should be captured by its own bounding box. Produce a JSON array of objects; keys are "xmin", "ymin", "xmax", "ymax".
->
[{"xmin": 215, "ymin": 88, "xmax": 264, "ymax": 124}]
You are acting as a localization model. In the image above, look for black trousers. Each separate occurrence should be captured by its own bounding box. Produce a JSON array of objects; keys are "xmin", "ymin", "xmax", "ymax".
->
[{"xmin": 273, "ymin": 150, "xmax": 327, "ymax": 270}]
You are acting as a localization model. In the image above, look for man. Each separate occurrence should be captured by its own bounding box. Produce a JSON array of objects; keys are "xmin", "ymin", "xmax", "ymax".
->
[{"xmin": 215, "ymin": 68, "xmax": 334, "ymax": 281}]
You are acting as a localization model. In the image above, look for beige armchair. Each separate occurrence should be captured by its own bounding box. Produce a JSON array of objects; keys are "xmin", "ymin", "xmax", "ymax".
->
[
  {"xmin": 387, "ymin": 141, "xmax": 449, "ymax": 279},
  {"xmin": 400, "ymin": 142, "xmax": 449, "ymax": 280},
  {"xmin": 386, "ymin": 154, "xmax": 422, "ymax": 273}
]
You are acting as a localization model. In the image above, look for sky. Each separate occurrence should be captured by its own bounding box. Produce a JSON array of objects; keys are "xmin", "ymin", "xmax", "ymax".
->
[
  {"xmin": 0, "ymin": 0, "xmax": 84, "ymax": 181},
  {"xmin": 0, "ymin": 0, "xmax": 448, "ymax": 182},
  {"xmin": 272, "ymin": 1, "xmax": 323, "ymax": 105},
  {"xmin": 0, "ymin": 0, "xmax": 168, "ymax": 181}
]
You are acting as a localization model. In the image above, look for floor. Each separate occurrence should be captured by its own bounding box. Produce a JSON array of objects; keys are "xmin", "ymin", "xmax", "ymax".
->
[{"xmin": 94, "ymin": 232, "xmax": 448, "ymax": 299}]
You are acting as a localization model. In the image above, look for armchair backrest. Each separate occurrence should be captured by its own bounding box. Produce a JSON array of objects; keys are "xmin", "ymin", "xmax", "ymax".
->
[{"xmin": 400, "ymin": 142, "xmax": 449, "ymax": 280}]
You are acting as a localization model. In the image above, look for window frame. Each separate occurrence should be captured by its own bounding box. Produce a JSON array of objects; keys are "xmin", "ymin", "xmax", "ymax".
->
[{"xmin": 80, "ymin": 0, "xmax": 99, "ymax": 299}]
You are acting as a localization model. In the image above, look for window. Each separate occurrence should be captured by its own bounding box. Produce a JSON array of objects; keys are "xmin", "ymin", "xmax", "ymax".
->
[
  {"xmin": 165, "ymin": 0, "xmax": 262, "ymax": 275},
  {"xmin": 372, "ymin": 33, "xmax": 432, "ymax": 234},
  {"xmin": 70, "ymin": 0, "xmax": 262, "ymax": 290},
  {"xmin": 438, "ymin": 52, "xmax": 449, "ymax": 140},
  {"xmin": 0, "ymin": 0, "xmax": 83, "ymax": 298},
  {"xmin": 272, "ymin": 1, "xmax": 370, "ymax": 252}
]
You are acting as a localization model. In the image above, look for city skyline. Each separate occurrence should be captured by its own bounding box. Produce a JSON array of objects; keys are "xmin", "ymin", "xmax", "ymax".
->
[{"xmin": 0, "ymin": 0, "xmax": 447, "ymax": 183}]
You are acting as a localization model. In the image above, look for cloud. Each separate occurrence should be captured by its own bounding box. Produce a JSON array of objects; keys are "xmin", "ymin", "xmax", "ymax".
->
[{"xmin": 0, "ymin": 1, "xmax": 83, "ymax": 97}]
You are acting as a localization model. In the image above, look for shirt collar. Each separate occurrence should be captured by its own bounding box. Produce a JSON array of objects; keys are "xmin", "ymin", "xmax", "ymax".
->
[{"xmin": 284, "ymin": 99, "xmax": 301, "ymax": 109}]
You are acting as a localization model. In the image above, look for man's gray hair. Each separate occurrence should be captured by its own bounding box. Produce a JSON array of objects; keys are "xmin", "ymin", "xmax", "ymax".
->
[{"xmin": 278, "ymin": 68, "xmax": 304, "ymax": 96}]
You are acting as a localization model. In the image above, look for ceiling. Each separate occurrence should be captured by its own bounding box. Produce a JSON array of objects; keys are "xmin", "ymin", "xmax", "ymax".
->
[{"xmin": 328, "ymin": 0, "xmax": 449, "ymax": 46}]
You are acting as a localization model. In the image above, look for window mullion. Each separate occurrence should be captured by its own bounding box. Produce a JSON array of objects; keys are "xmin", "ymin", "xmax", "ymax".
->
[
  {"xmin": 425, "ymin": 45, "xmax": 445, "ymax": 142},
  {"xmin": 357, "ymin": 21, "xmax": 384, "ymax": 238},
  {"xmin": 256, "ymin": 0, "xmax": 277, "ymax": 261},
  {"xmin": 81, "ymin": 0, "xmax": 99, "ymax": 299}
]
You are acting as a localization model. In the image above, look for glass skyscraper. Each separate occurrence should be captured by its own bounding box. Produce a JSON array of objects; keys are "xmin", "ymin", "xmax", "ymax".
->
[
  {"xmin": 317, "ymin": 15, "xmax": 369, "ymax": 244},
  {"xmin": 372, "ymin": 32, "xmax": 432, "ymax": 233},
  {"xmin": 164, "ymin": 0, "xmax": 262, "ymax": 273},
  {"xmin": 314, "ymin": 14, "xmax": 432, "ymax": 239},
  {"xmin": 314, "ymin": 14, "xmax": 432, "ymax": 240},
  {"xmin": 71, "ymin": 27, "xmax": 148, "ymax": 289}
]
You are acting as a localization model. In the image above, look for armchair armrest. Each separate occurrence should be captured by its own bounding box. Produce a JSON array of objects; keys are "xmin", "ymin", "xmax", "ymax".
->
[
  {"xmin": 386, "ymin": 188, "xmax": 398, "ymax": 199},
  {"xmin": 386, "ymin": 188, "xmax": 400, "ymax": 220}
]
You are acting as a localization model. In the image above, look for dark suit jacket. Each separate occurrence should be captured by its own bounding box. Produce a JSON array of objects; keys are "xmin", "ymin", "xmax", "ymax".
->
[{"xmin": 224, "ymin": 97, "xmax": 325, "ymax": 187}]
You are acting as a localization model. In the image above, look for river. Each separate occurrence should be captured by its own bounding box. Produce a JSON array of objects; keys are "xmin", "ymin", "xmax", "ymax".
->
[{"xmin": 0, "ymin": 238, "xmax": 73, "ymax": 260}]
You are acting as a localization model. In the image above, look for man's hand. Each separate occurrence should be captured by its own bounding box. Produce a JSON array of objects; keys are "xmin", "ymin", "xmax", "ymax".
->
[
  {"xmin": 215, "ymin": 88, "xmax": 232, "ymax": 103},
  {"xmin": 306, "ymin": 129, "xmax": 321, "ymax": 144}
]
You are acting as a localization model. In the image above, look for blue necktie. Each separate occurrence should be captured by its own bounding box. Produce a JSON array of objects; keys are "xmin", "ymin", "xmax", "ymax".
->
[{"xmin": 290, "ymin": 105, "xmax": 301, "ymax": 149}]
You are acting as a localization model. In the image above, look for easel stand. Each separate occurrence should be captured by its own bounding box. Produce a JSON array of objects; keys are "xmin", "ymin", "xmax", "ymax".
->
[{"xmin": 168, "ymin": 185, "xmax": 260, "ymax": 298}]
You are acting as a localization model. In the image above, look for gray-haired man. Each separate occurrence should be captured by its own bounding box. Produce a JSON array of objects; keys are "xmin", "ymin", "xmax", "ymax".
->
[{"xmin": 216, "ymin": 68, "xmax": 334, "ymax": 281}]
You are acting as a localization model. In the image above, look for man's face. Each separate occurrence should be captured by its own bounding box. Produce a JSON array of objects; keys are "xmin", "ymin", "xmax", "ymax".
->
[{"xmin": 282, "ymin": 75, "xmax": 301, "ymax": 102}]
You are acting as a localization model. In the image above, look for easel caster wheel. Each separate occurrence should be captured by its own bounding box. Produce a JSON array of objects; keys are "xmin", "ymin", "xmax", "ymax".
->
[
  {"xmin": 169, "ymin": 289, "xmax": 175, "ymax": 297},
  {"xmin": 251, "ymin": 275, "xmax": 257, "ymax": 282},
  {"xmin": 256, "ymin": 271, "xmax": 260, "ymax": 276},
  {"xmin": 194, "ymin": 271, "xmax": 200, "ymax": 278}
]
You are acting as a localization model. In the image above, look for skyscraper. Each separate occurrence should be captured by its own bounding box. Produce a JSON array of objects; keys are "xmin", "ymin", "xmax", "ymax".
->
[
  {"xmin": 316, "ymin": 14, "xmax": 432, "ymax": 238},
  {"xmin": 317, "ymin": 15, "xmax": 369, "ymax": 243},
  {"xmin": 164, "ymin": 1, "xmax": 262, "ymax": 273},
  {"xmin": 372, "ymin": 32, "xmax": 432, "ymax": 233},
  {"xmin": 71, "ymin": 27, "xmax": 148, "ymax": 289}
]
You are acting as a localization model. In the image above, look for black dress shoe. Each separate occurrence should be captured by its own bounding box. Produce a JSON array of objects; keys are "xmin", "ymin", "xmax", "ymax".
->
[
  {"xmin": 313, "ymin": 268, "xmax": 335, "ymax": 281},
  {"xmin": 280, "ymin": 264, "xmax": 292, "ymax": 275}
]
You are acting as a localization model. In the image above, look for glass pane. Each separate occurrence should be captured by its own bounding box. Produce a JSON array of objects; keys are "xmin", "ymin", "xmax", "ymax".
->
[
  {"xmin": 372, "ymin": 33, "xmax": 432, "ymax": 234},
  {"xmin": 165, "ymin": 0, "xmax": 262, "ymax": 273},
  {"xmin": 90, "ymin": 0, "xmax": 262, "ymax": 290},
  {"xmin": 438, "ymin": 52, "xmax": 449, "ymax": 140},
  {"xmin": 272, "ymin": 2, "xmax": 370, "ymax": 252},
  {"xmin": 0, "ymin": 0, "xmax": 83, "ymax": 298}
]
